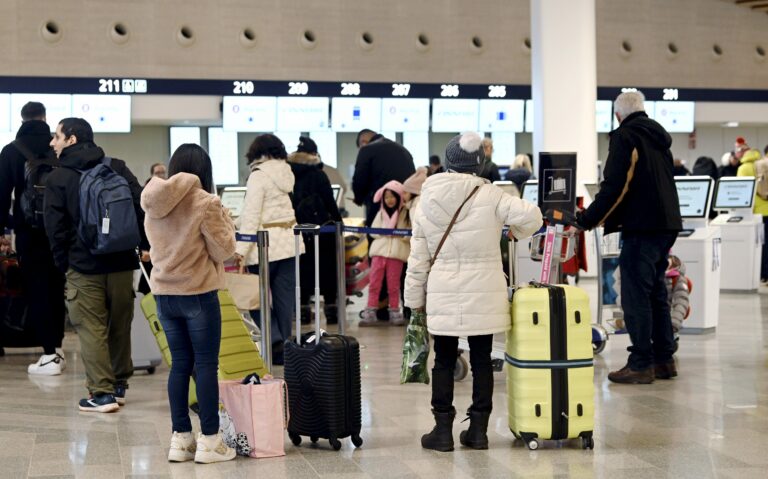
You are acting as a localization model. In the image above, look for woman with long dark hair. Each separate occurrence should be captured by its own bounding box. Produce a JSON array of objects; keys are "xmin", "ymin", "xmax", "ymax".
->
[{"xmin": 141, "ymin": 144, "xmax": 237, "ymax": 464}]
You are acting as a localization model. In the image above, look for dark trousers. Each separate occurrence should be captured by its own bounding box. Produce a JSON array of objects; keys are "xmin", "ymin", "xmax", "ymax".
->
[
  {"xmin": 762, "ymin": 217, "xmax": 768, "ymax": 281},
  {"xmin": 19, "ymin": 230, "xmax": 65, "ymax": 355},
  {"xmin": 619, "ymin": 232, "xmax": 678, "ymax": 370},
  {"xmin": 432, "ymin": 334, "xmax": 493, "ymax": 414},
  {"xmin": 156, "ymin": 291, "xmax": 221, "ymax": 436},
  {"xmin": 249, "ymin": 258, "xmax": 295, "ymax": 345}
]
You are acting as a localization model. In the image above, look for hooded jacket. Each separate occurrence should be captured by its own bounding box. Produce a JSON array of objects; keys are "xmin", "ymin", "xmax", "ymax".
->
[
  {"xmin": 404, "ymin": 173, "xmax": 542, "ymax": 337},
  {"xmin": 287, "ymin": 151, "xmax": 341, "ymax": 226},
  {"xmin": 43, "ymin": 142, "xmax": 146, "ymax": 274},
  {"xmin": 666, "ymin": 261, "xmax": 690, "ymax": 332},
  {"xmin": 141, "ymin": 173, "xmax": 236, "ymax": 295},
  {"xmin": 0, "ymin": 120, "xmax": 54, "ymax": 251},
  {"xmin": 737, "ymin": 149, "xmax": 768, "ymax": 216},
  {"xmin": 236, "ymin": 158, "xmax": 302, "ymax": 264},
  {"xmin": 578, "ymin": 111, "xmax": 682, "ymax": 234},
  {"xmin": 369, "ymin": 180, "xmax": 410, "ymax": 262}
]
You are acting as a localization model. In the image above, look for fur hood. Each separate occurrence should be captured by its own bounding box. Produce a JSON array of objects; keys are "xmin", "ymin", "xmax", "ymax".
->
[
  {"xmin": 288, "ymin": 151, "xmax": 321, "ymax": 166},
  {"xmin": 141, "ymin": 173, "xmax": 200, "ymax": 219}
]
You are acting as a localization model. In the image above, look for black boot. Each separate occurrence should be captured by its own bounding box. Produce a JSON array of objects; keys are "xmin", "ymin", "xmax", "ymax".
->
[
  {"xmin": 324, "ymin": 304, "xmax": 338, "ymax": 325},
  {"xmin": 459, "ymin": 409, "xmax": 490, "ymax": 449},
  {"xmin": 421, "ymin": 409, "xmax": 455, "ymax": 452}
]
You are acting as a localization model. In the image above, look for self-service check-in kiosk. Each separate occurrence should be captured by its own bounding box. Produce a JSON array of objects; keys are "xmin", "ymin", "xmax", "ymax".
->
[
  {"xmin": 709, "ymin": 177, "xmax": 762, "ymax": 292},
  {"xmin": 673, "ymin": 176, "xmax": 721, "ymax": 334},
  {"xmin": 516, "ymin": 180, "xmax": 542, "ymax": 282}
]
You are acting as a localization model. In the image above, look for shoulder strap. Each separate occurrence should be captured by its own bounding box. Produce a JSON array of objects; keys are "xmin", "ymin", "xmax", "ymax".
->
[
  {"xmin": 12, "ymin": 140, "xmax": 37, "ymax": 163},
  {"xmin": 430, "ymin": 185, "xmax": 480, "ymax": 267}
]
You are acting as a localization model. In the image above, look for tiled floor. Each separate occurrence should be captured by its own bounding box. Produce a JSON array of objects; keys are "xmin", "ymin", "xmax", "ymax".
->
[{"xmin": 1, "ymin": 280, "xmax": 767, "ymax": 478}]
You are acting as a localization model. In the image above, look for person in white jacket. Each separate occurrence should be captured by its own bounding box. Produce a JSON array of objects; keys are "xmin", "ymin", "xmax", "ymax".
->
[
  {"xmin": 234, "ymin": 134, "xmax": 302, "ymax": 365},
  {"xmin": 405, "ymin": 132, "xmax": 542, "ymax": 452}
]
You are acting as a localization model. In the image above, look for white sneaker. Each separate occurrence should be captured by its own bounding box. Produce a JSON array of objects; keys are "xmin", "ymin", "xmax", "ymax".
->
[
  {"xmin": 56, "ymin": 349, "xmax": 66, "ymax": 371},
  {"xmin": 194, "ymin": 433, "xmax": 236, "ymax": 464},
  {"xmin": 168, "ymin": 431, "xmax": 196, "ymax": 462},
  {"xmin": 27, "ymin": 354, "xmax": 63, "ymax": 376}
]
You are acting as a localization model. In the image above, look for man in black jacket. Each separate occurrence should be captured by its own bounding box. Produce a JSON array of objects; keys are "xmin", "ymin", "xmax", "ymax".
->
[
  {"xmin": 0, "ymin": 102, "xmax": 66, "ymax": 373},
  {"xmin": 576, "ymin": 91, "xmax": 682, "ymax": 385},
  {"xmin": 44, "ymin": 118, "xmax": 145, "ymax": 412},
  {"xmin": 352, "ymin": 129, "xmax": 415, "ymax": 226}
]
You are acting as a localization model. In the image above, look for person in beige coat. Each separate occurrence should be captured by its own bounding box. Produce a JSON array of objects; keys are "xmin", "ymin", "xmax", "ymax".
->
[
  {"xmin": 405, "ymin": 132, "xmax": 542, "ymax": 452},
  {"xmin": 141, "ymin": 144, "xmax": 237, "ymax": 464},
  {"xmin": 233, "ymin": 134, "xmax": 301, "ymax": 365},
  {"xmin": 360, "ymin": 180, "xmax": 411, "ymax": 326}
]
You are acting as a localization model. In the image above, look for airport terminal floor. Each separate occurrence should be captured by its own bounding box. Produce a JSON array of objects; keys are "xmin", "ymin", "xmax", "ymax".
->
[{"xmin": 0, "ymin": 280, "xmax": 767, "ymax": 479}]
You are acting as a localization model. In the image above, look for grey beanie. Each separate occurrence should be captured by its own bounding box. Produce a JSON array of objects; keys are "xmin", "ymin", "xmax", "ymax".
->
[{"xmin": 445, "ymin": 132, "xmax": 485, "ymax": 174}]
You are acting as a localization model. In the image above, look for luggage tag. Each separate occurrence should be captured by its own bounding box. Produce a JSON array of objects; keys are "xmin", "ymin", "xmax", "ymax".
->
[{"xmin": 101, "ymin": 217, "xmax": 110, "ymax": 235}]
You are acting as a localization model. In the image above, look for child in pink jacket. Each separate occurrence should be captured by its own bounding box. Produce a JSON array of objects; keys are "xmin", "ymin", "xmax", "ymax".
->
[{"xmin": 360, "ymin": 180, "xmax": 411, "ymax": 326}]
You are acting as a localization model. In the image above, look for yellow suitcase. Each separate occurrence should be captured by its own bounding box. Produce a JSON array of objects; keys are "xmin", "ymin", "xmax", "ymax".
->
[
  {"xmin": 506, "ymin": 284, "xmax": 595, "ymax": 450},
  {"xmin": 141, "ymin": 290, "xmax": 269, "ymax": 408}
]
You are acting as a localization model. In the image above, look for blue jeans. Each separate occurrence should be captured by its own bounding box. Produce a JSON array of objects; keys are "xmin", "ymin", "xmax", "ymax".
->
[
  {"xmin": 248, "ymin": 258, "xmax": 295, "ymax": 345},
  {"xmin": 619, "ymin": 232, "xmax": 678, "ymax": 370},
  {"xmin": 156, "ymin": 291, "xmax": 221, "ymax": 435}
]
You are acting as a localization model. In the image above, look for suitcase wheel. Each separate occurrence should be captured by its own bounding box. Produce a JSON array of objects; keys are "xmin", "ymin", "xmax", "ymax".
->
[
  {"xmin": 310, "ymin": 436, "xmax": 319, "ymax": 443},
  {"xmin": 147, "ymin": 367, "xmax": 156, "ymax": 375},
  {"xmin": 352, "ymin": 434, "xmax": 363, "ymax": 448},
  {"xmin": 289, "ymin": 432, "xmax": 302, "ymax": 446},
  {"xmin": 330, "ymin": 438, "xmax": 342, "ymax": 451},
  {"xmin": 581, "ymin": 435, "xmax": 594, "ymax": 450},
  {"xmin": 527, "ymin": 438, "xmax": 539, "ymax": 450},
  {"xmin": 453, "ymin": 354, "xmax": 468, "ymax": 381}
]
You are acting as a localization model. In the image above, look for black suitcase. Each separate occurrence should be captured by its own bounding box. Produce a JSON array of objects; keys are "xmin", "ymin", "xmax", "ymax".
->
[{"xmin": 284, "ymin": 224, "xmax": 363, "ymax": 451}]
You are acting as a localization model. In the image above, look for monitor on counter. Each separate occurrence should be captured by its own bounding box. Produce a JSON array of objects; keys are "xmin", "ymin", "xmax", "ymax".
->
[
  {"xmin": 220, "ymin": 187, "xmax": 247, "ymax": 218},
  {"xmin": 674, "ymin": 176, "xmax": 713, "ymax": 219},
  {"xmin": 493, "ymin": 180, "xmax": 520, "ymax": 198},
  {"xmin": 520, "ymin": 180, "xmax": 539, "ymax": 205},
  {"xmin": 713, "ymin": 177, "xmax": 756, "ymax": 210},
  {"xmin": 497, "ymin": 165, "xmax": 510, "ymax": 179}
]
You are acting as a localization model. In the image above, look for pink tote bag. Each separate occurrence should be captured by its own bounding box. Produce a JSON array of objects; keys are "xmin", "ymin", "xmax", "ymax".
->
[{"xmin": 218, "ymin": 378, "xmax": 288, "ymax": 458}]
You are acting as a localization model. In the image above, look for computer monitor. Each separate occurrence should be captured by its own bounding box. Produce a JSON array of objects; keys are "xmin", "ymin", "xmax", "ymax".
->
[
  {"xmin": 497, "ymin": 166, "xmax": 510, "ymax": 179},
  {"xmin": 493, "ymin": 180, "xmax": 520, "ymax": 198},
  {"xmin": 331, "ymin": 184, "xmax": 343, "ymax": 204},
  {"xmin": 674, "ymin": 176, "xmax": 714, "ymax": 219},
  {"xmin": 220, "ymin": 187, "xmax": 248, "ymax": 218},
  {"xmin": 713, "ymin": 177, "xmax": 756, "ymax": 210},
  {"xmin": 520, "ymin": 180, "xmax": 539, "ymax": 205}
]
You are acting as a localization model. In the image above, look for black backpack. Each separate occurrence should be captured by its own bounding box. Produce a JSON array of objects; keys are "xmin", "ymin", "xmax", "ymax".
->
[{"xmin": 13, "ymin": 140, "xmax": 56, "ymax": 230}]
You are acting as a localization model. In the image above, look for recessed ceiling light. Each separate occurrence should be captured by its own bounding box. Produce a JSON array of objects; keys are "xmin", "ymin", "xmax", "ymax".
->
[{"xmin": 723, "ymin": 121, "xmax": 739, "ymax": 128}]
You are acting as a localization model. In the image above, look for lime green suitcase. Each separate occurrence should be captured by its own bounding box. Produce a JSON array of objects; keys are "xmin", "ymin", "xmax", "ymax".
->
[
  {"xmin": 506, "ymin": 284, "xmax": 595, "ymax": 450},
  {"xmin": 141, "ymin": 290, "xmax": 269, "ymax": 407}
]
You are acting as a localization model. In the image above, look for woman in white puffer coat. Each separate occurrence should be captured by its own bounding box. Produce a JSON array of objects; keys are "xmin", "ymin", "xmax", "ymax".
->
[
  {"xmin": 405, "ymin": 132, "xmax": 542, "ymax": 452},
  {"xmin": 234, "ymin": 134, "xmax": 303, "ymax": 365}
]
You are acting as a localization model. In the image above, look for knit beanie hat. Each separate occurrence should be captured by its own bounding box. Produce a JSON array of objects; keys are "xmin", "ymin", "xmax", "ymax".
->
[
  {"xmin": 445, "ymin": 132, "xmax": 485, "ymax": 174},
  {"xmin": 403, "ymin": 167, "xmax": 428, "ymax": 195},
  {"xmin": 297, "ymin": 136, "xmax": 318, "ymax": 154}
]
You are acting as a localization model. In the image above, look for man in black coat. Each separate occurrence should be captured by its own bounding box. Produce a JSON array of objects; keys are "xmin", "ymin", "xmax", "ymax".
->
[
  {"xmin": 0, "ymin": 101, "xmax": 66, "ymax": 372},
  {"xmin": 44, "ymin": 117, "xmax": 145, "ymax": 412},
  {"xmin": 576, "ymin": 91, "xmax": 682, "ymax": 385},
  {"xmin": 352, "ymin": 129, "xmax": 415, "ymax": 227}
]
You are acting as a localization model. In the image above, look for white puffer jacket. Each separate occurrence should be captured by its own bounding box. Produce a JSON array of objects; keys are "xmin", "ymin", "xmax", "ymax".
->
[
  {"xmin": 236, "ymin": 158, "xmax": 304, "ymax": 265},
  {"xmin": 404, "ymin": 173, "xmax": 542, "ymax": 337}
]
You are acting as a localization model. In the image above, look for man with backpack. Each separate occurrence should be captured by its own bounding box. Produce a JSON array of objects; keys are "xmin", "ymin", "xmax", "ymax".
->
[
  {"xmin": 0, "ymin": 101, "xmax": 66, "ymax": 374},
  {"xmin": 44, "ymin": 117, "xmax": 145, "ymax": 412}
]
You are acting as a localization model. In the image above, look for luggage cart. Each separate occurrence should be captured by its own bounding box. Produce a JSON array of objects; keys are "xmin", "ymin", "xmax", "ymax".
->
[{"xmin": 591, "ymin": 227, "xmax": 618, "ymax": 354}]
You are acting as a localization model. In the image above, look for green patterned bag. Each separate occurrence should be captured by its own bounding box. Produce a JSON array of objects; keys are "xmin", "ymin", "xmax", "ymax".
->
[{"xmin": 400, "ymin": 309, "xmax": 430, "ymax": 384}]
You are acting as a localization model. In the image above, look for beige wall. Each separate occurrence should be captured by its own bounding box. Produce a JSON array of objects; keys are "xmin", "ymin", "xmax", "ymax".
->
[{"xmin": 2, "ymin": 0, "xmax": 768, "ymax": 89}]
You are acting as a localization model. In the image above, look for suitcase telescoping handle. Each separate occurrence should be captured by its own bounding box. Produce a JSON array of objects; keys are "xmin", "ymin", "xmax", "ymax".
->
[{"xmin": 294, "ymin": 224, "xmax": 322, "ymax": 345}]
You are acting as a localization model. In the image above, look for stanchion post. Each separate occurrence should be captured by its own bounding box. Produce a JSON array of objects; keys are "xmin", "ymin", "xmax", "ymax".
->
[
  {"xmin": 257, "ymin": 230, "xmax": 272, "ymax": 371},
  {"xmin": 335, "ymin": 222, "xmax": 347, "ymax": 335}
]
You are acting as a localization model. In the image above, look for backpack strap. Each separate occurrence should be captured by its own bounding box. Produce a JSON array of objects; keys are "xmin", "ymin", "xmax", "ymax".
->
[
  {"xmin": 12, "ymin": 140, "xmax": 37, "ymax": 162},
  {"xmin": 429, "ymin": 185, "xmax": 480, "ymax": 267}
]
